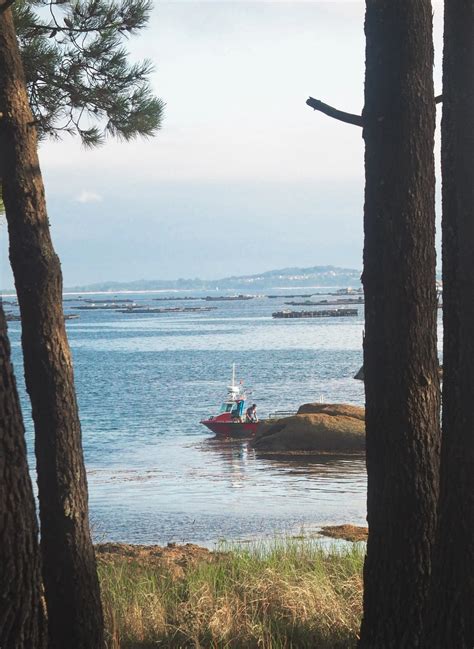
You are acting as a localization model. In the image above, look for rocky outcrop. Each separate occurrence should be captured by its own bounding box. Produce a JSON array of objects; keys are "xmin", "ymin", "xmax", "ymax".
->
[
  {"xmin": 354, "ymin": 366, "xmax": 364, "ymax": 381},
  {"xmin": 296, "ymin": 402, "xmax": 365, "ymax": 420},
  {"xmin": 319, "ymin": 524, "xmax": 368, "ymax": 542},
  {"xmin": 252, "ymin": 403, "xmax": 365, "ymax": 453}
]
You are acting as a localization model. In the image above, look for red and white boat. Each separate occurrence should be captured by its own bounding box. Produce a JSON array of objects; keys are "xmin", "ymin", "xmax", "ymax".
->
[{"xmin": 201, "ymin": 365, "xmax": 259, "ymax": 437}]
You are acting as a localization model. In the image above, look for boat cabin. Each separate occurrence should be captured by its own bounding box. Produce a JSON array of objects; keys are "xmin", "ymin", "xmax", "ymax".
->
[{"xmin": 220, "ymin": 398, "xmax": 245, "ymax": 418}]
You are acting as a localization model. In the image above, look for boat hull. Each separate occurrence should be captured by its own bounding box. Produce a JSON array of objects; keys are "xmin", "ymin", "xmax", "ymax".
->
[{"xmin": 201, "ymin": 419, "xmax": 259, "ymax": 438}]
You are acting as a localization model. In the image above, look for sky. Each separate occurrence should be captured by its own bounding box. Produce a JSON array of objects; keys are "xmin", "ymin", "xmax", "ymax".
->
[{"xmin": 0, "ymin": 1, "xmax": 444, "ymax": 288}]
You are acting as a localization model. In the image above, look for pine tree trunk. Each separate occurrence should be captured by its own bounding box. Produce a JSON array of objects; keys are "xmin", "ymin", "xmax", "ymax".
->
[
  {"xmin": 358, "ymin": 3, "xmax": 440, "ymax": 647},
  {"xmin": 0, "ymin": 305, "xmax": 46, "ymax": 649},
  {"xmin": 0, "ymin": 8, "xmax": 104, "ymax": 649},
  {"xmin": 423, "ymin": 2, "xmax": 474, "ymax": 646}
]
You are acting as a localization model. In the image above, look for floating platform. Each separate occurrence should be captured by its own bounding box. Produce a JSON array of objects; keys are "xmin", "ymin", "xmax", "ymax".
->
[
  {"xmin": 267, "ymin": 294, "xmax": 313, "ymax": 299},
  {"xmin": 119, "ymin": 306, "xmax": 217, "ymax": 314},
  {"xmin": 272, "ymin": 308, "xmax": 358, "ymax": 319},
  {"xmin": 153, "ymin": 296, "xmax": 201, "ymax": 302},
  {"xmin": 284, "ymin": 297, "xmax": 364, "ymax": 306},
  {"xmin": 83, "ymin": 298, "xmax": 135, "ymax": 304},
  {"xmin": 5, "ymin": 313, "xmax": 80, "ymax": 321},
  {"xmin": 75, "ymin": 303, "xmax": 136, "ymax": 310},
  {"xmin": 204, "ymin": 294, "xmax": 254, "ymax": 302}
]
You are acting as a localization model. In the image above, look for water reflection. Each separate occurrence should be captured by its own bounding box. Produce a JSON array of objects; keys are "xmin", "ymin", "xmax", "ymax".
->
[
  {"xmin": 200, "ymin": 438, "xmax": 253, "ymax": 489},
  {"xmin": 203, "ymin": 437, "xmax": 364, "ymax": 472},
  {"xmin": 201, "ymin": 437, "xmax": 366, "ymax": 495}
]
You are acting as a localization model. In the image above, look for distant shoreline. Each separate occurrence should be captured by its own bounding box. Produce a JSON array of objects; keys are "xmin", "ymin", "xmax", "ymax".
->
[
  {"xmin": 1, "ymin": 285, "xmax": 362, "ymax": 298},
  {"xmin": 1, "ymin": 265, "xmax": 364, "ymax": 295}
]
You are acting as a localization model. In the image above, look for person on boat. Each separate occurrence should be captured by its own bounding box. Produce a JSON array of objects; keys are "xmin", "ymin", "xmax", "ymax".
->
[
  {"xmin": 231, "ymin": 400, "xmax": 244, "ymax": 423},
  {"xmin": 246, "ymin": 404, "xmax": 258, "ymax": 423}
]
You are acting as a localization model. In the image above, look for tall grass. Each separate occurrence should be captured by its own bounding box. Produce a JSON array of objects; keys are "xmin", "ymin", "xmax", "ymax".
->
[{"xmin": 99, "ymin": 538, "xmax": 364, "ymax": 649}]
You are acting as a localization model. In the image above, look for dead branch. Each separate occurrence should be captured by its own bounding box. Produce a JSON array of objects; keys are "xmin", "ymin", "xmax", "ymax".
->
[
  {"xmin": 306, "ymin": 97, "xmax": 363, "ymax": 126},
  {"xmin": 306, "ymin": 95, "xmax": 443, "ymax": 127}
]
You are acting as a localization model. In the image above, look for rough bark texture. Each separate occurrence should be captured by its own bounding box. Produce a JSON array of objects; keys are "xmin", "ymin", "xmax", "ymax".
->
[
  {"xmin": 0, "ymin": 8, "xmax": 104, "ymax": 649},
  {"xmin": 0, "ymin": 305, "xmax": 46, "ymax": 649},
  {"xmin": 423, "ymin": 1, "xmax": 474, "ymax": 647},
  {"xmin": 358, "ymin": 3, "xmax": 440, "ymax": 648}
]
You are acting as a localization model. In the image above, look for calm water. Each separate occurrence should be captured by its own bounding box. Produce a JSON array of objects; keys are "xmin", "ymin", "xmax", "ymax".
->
[{"xmin": 7, "ymin": 291, "xmax": 368, "ymax": 546}]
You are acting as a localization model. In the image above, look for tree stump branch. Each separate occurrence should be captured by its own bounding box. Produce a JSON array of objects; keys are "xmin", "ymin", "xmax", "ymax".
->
[{"xmin": 306, "ymin": 95, "xmax": 443, "ymax": 127}]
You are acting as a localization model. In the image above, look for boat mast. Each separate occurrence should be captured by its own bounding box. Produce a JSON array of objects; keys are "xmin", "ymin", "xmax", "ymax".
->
[{"xmin": 226, "ymin": 363, "xmax": 241, "ymax": 402}]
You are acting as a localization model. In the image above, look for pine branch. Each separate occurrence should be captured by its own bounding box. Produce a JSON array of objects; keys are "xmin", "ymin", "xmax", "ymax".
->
[{"xmin": 13, "ymin": 0, "xmax": 164, "ymax": 145}]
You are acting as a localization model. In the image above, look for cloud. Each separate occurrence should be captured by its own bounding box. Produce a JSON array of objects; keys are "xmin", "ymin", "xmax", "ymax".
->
[{"xmin": 75, "ymin": 190, "xmax": 103, "ymax": 204}]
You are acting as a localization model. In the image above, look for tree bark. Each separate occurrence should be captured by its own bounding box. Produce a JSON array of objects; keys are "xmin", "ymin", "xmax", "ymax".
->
[
  {"xmin": 0, "ymin": 7, "xmax": 104, "ymax": 649},
  {"xmin": 423, "ymin": 1, "xmax": 474, "ymax": 646},
  {"xmin": 0, "ymin": 305, "xmax": 46, "ymax": 649},
  {"xmin": 358, "ymin": 3, "xmax": 440, "ymax": 648}
]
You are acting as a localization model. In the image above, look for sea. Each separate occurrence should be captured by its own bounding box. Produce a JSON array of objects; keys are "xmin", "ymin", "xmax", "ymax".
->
[{"xmin": 6, "ymin": 290, "xmax": 368, "ymax": 547}]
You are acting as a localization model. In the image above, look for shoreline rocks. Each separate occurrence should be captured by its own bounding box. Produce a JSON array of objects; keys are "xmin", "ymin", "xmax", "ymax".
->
[
  {"xmin": 253, "ymin": 402, "xmax": 365, "ymax": 453},
  {"xmin": 319, "ymin": 524, "xmax": 368, "ymax": 542}
]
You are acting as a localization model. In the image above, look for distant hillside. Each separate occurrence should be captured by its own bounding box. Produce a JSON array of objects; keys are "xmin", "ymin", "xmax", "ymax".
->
[{"xmin": 66, "ymin": 266, "xmax": 362, "ymax": 292}]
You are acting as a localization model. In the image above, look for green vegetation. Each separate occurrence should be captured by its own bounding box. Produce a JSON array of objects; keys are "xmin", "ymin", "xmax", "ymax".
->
[
  {"xmin": 14, "ymin": 0, "xmax": 164, "ymax": 146},
  {"xmin": 98, "ymin": 539, "xmax": 364, "ymax": 649}
]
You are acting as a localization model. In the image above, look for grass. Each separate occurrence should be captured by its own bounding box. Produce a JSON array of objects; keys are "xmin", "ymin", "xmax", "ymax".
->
[{"xmin": 99, "ymin": 538, "xmax": 364, "ymax": 649}]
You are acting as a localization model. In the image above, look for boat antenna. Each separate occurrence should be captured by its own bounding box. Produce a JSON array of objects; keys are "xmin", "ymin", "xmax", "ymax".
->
[{"xmin": 232, "ymin": 363, "xmax": 235, "ymax": 388}]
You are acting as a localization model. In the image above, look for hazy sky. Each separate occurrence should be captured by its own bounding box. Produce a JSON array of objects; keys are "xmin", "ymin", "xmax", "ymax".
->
[{"xmin": 0, "ymin": 1, "xmax": 444, "ymax": 288}]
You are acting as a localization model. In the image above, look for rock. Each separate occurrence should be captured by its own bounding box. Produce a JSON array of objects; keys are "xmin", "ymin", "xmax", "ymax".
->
[
  {"xmin": 354, "ymin": 366, "xmax": 364, "ymax": 380},
  {"xmin": 296, "ymin": 402, "xmax": 365, "ymax": 421},
  {"xmin": 319, "ymin": 524, "xmax": 368, "ymax": 542},
  {"xmin": 253, "ymin": 403, "xmax": 365, "ymax": 453}
]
